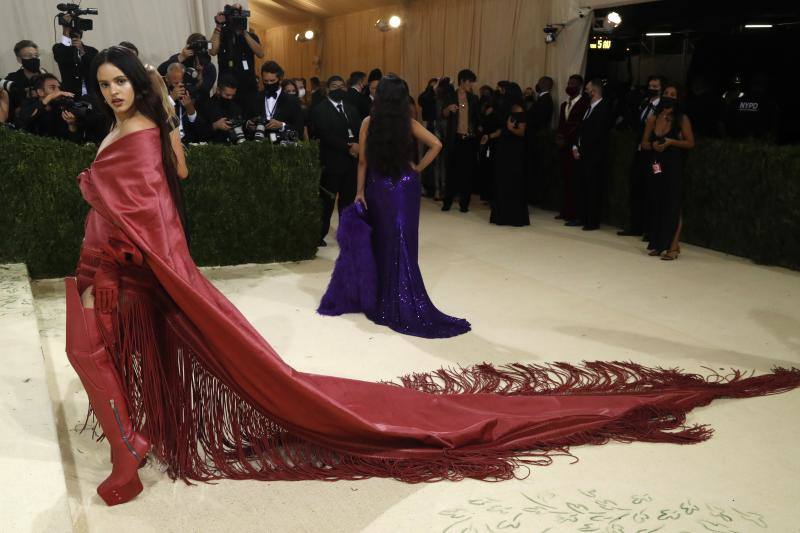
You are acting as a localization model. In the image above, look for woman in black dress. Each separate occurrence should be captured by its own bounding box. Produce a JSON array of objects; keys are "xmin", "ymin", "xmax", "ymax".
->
[
  {"xmin": 489, "ymin": 82, "xmax": 530, "ymax": 226},
  {"xmin": 641, "ymin": 85, "xmax": 695, "ymax": 260}
]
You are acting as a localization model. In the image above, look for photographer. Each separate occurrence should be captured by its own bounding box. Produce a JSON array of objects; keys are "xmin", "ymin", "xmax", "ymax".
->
[
  {"xmin": 209, "ymin": 3, "xmax": 264, "ymax": 107},
  {"xmin": 165, "ymin": 63, "xmax": 209, "ymax": 143},
  {"xmin": 246, "ymin": 61, "xmax": 304, "ymax": 141},
  {"xmin": 52, "ymin": 17, "xmax": 98, "ymax": 97},
  {"xmin": 15, "ymin": 73, "xmax": 82, "ymax": 142},
  {"xmin": 158, "ymin": 33, "xmax": 217, "ymax": 104},
  {"xmin": 205, "ymin": 74, "xmax": 245, "ymax": 144},
  {"xmin": 4, "ymin": 40, "xmax": 46, "ymax": 124}
]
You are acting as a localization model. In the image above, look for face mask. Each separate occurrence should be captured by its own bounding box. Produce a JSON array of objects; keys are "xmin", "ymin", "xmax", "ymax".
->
[
  {"xmin": 660, "ymin": 96, "xmax": 676, "ymax": 109},
  {"xmin": 329, "ymin": 89, "xmax": 346, "ymax": 102},
  {"xmin": 22, "ymin": 57, "xmax": 40, "ymax": 72},
  {"xmin": 298, "ymin": 88, "xmax": 306, "ymax": 98},
  {"xmin": 565, "ymin": 86, "xmax": 579, "ymax": 97},
  {"xmin": 264, "ymin": 81, "xmax": 279, "ymax": 95},
  {"xmin": 647, "ymin": 88, "xmax": 659, "ymax": 98}
]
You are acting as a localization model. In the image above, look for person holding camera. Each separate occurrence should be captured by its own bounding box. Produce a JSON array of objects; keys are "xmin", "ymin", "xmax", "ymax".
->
[
  {"xmin": 4, "ymin": 40, "xmax": 47, "ymax": 124},
  {"xmin": 52, "ymin": 16, "xmax": 98, "ymax": 97},
  {"xmin": 158, "ymin": 33, "xmax": 217, "ymax": 106},
  {"xmin": 15, "ymin": 73, "xmax": 83, "ymax": 141},
  {"xmin": 205, "ymin": 74, "xmax": 245, "ymax": 144},
  {"xmin": 165, "ymin": 63, "xmax": 209, "ymax": 143},
  {"xmin": 246, "ymin": 61, "xmax": 304, "ymax": 141},
  {"xmin": 209, "ymin": 3, "xmax": 264, "ymax": 107},
  {"xmin": 311, "ymin": 75, "xmax": 362, "ymax": 245}
]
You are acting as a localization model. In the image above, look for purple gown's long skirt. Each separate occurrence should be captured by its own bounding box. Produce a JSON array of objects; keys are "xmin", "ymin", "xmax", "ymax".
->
[{"xmin": 319, "ymin": 170, "xmax": 470, "ymax": 339}]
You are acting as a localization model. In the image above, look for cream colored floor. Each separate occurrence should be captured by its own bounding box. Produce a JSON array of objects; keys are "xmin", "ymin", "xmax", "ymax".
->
[{"xmin": 7, "ymin": 198, "xmax": 800, "ymax": 532}]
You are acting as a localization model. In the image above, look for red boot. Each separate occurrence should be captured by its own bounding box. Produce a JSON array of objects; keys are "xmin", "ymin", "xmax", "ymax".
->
[{"xmin": 65, "ymin": 277, "xmax": 150, "ymax": 506}]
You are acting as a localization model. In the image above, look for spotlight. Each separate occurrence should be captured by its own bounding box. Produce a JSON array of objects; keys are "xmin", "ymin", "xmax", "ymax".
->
[
  {"xmin": 295, "ymin": 30, "xmax": 316, "ymax": 42},
  {"xmin": 606, "ymin": 12, "xmax": 622, "ymax": 28},
  {"xmin": 389, "ymin": 15, "xmax": 402, "ymax": 28}
]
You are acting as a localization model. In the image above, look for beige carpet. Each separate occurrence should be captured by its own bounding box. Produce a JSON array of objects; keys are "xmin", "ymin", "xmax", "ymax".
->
[{"xmin": 11, "ymin": 199, "xmax": 800, "ymax": 532}]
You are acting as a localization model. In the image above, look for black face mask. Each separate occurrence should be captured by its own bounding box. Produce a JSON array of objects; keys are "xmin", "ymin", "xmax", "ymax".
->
[
  {"xmin": 647, "ymin": 88, "xmax": 659, "ymax": 98},
  {"xmin": 329, "ymin": 89, "xmax": 346, "ymax": 102},
  {"xmin": 264, "ymin": 81, "xmax": 279, "ymax": 97},
  {"xmin": 659, "ymin": 96, "xmax": 676, "ymax": 109},
  {"xmin": 22, "ymin": 57, "xmax": 40, "ymax": 73}
]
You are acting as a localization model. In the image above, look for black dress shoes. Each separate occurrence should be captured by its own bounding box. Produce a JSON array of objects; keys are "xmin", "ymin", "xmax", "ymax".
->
[
  {"xmin": 459, "ymin": 207, "xmax": 469, "ymax": 213},
  {"xmin": 564, "ymin": 220, "xmax": 582, "ymax": 227},
  {"xmin": 582, "ymin": 225, "xmax": 599, "ymax": 231},
  {"xmin": 441, "ymin": 204, "xmax": 451, "ymax": 211}
]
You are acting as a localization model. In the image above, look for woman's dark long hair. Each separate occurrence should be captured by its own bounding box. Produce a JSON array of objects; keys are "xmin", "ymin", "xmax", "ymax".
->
[
  {"xmin": 366, "ymin": 76, "xmax": 414, "ymax": 179},
  {"xmin": 502, "ymin": 82, "xmax": 525, "ymax": 117},
  {"xmin": 89, "ymin": 46, "xmax": 186, "ymax": 230}
]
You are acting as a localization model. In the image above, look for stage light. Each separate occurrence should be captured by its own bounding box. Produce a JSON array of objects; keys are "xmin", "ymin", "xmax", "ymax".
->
[
  {"xmin": 389, "ymin": 15, "xmax": 402, "ymax": 28},
  {"xmin": 646, "ymin": 32, "xmax": 671, "ymax": 37},
  {"xmin": 543, "ymin": 24, "xmax": 560, "ymax": 44},
  {"xmin": 294, "ymin": 33, "xmax": 301, "ymax": 41},
  {"xmin": 295, "ymin": 30, "xmax": 316, "ymax": 42},
  {"xmin": 606, "ymin": 12, "xmax": 622, "ymax": 28},
  {"xmin": 376, "ymin": 16, "xmax": 402, "ymax": 32},
  {"xmin": 745, "ymin": 24, "xmax": 772, "ymax": 28},
  {"xmin": 304, "ymin": 30, "xmax": 315, "ymax": 40}
]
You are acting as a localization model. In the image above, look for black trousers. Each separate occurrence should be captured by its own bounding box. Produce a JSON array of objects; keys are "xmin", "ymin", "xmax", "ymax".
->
[
  {"xmin": 625, "ymin": 149, "xmax": 651, "ymax": 234},
  {"xmin": 444, "ymin": 136, "xmax": 478, "ymax": 209},
  {"xmin": 577, "ymin": 151, "xmax": 607, "ymax": 228},
  {"xmin": 320, "ymin": 170, "xmax": 357, "ymax": 241}
]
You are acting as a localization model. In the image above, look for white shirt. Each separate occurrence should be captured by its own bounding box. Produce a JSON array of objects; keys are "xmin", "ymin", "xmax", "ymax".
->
[
  {"xmin": 583, "ymin": 97, "xmax": 603, "ymax": 120},
  {"xmin": 641, "ymin": 97, "xmax": 660, "ymax": 122},
  {"xmin": 565, "ymin": 94, "xmax": 582, "ymax": 117},
  {"xmin": 168, "ymin": 95, "xmax": 197, "ymax": 139}
]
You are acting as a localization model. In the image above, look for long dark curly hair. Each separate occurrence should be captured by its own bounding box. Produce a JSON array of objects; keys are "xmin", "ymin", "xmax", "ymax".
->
[
  {"xmin": 89, "ymin": 46, "xmax": 186, "ymax": 230},
  {"xmin": 366, "ymin": 76, "xmax": 414, "ymax": 180}
]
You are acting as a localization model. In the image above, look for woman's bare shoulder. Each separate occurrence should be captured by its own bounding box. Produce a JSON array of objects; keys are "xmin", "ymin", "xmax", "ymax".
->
[{"xmin": 120, "ymin": 114, "xmax": 158, "ymax": 135}]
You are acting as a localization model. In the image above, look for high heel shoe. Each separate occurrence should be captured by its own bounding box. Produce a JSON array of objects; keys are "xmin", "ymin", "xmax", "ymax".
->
[{"xmin": 65, "ymin": 277, "xmax": 150, "ymax": 506}]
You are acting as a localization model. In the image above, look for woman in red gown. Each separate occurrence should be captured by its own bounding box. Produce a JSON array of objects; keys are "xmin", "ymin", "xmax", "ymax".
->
[{"xmin": 66, "ymin": 46, "xmax": 800, "ymax": 506}]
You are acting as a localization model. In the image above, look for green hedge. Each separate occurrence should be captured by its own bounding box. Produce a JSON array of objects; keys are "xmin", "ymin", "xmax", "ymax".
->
[
  {"xmin": 0, "ymin": 128, "xmax": 321, "ymax": 278},
  {"xmin": 530, "ymin": 130, "xmax": 800, "ymax": 271}
]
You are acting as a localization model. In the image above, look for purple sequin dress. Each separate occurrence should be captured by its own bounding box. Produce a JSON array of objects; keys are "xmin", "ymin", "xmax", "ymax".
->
[{"xmin": 319, "ymin": 169, "xmax": 471, "ymax": 338}]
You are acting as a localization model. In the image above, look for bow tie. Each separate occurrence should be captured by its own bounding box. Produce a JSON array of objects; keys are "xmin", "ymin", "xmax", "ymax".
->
[{"xmin": 265, "ymin": 86, "xmax": 279, "ymax": 98}]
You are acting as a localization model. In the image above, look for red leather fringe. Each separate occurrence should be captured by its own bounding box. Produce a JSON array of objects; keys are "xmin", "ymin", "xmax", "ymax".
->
[{"xmin": 83, "ymin": 289, "xmax": 800, "ymax": 484}]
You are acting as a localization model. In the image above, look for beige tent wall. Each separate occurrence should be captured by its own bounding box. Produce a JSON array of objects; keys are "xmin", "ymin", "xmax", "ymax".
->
[{"xmin": 1, "ymin": 0, "xmax": 243, "ymax": 80}]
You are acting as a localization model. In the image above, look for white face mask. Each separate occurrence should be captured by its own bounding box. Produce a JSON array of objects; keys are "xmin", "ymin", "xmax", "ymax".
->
[{"xmin": 298, "ymin": 88, "xmax": 306, "ymax": 98}]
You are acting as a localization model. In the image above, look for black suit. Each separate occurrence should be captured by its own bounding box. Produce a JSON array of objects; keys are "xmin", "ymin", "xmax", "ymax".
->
[
  {"xmin": 343, "ymin": 87, "xmax": 370, "ymax": 122},
  {"xmin": 624, "ymin": 98, "xmax": 659, "ymax": 234},
  {"xmin": 575, "ymin": 98, "xmax": 613, "ymax": 228},
  {"xmin": 311, "ymin": 98, "xmax": 362, "ymax": 240},
  {"xmin": 249, "ymin": 89, "xmax": 305, "ymax": 139},
  {"xmin": 52, "ymin": 42, "xmax": 98, "ymax": 97},
  {"xmin": 524, "ymin": 91, "xmax": 554, "ymax": 202},
  {"xmin": 174, "ymin": 101, "xmax": 210, "ymax": 143}
]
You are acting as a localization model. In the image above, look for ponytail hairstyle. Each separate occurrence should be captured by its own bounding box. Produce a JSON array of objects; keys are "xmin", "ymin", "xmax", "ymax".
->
[
  {"xmin": 89, "ymin": 46, "xmax": 187, "ymax": 230},
  {"xmin": 146, "ymin": 64, "xmax": 178, "ymax": 128}
]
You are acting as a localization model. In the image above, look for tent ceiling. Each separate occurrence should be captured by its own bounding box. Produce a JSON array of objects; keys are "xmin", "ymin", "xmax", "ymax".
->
[{"xmin": 251, "ymin": 0, "xmax": 402, "ymax": 28}]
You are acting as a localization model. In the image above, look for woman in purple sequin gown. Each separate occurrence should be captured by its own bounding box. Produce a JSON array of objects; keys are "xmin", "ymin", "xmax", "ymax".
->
[{"xmin": 319, "ymin": 77, "xmax": 470, "ymax": 339}]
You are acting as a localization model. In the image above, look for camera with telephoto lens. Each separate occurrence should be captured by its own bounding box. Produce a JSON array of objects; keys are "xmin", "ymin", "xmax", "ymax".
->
[
  {"xmin": 226, "ymin": 117, "xmax": 246, "ymax": 144},
  {"xmin": 182, "ymin": 67, "xmax": 202, "ymax": 99},
  {"xmin": 50, "ymin": 95, "xmax": 92, "ymax": 120},
  {"xmin": 56, "ymin": 3, "xmax": 98, "ymax": 32},
  {"xmin": 222, "ymin": 4, "xmax": 250, "ymax": 32},
  {"xmin": 188, "ymin": 39, "xmax": 211, "ymax": 55},
  {"xmin": 0, "ymin": 78, "xmax": 14, "ymax": 92}
]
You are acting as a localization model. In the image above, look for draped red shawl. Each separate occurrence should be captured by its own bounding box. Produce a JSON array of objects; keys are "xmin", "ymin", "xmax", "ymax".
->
[{"xmin": 75, "ymin": 128, "xmax": 800, "ymax": 482}]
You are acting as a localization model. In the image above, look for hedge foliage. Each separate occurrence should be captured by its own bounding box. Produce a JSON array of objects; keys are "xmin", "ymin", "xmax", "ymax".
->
[
  {"xmin": 530, "ymin": 129, "xmax": 800, "ymax": 271},
  {"xmin": 0, "ymin": 128, "xmax": 321, "ymax": 278}
]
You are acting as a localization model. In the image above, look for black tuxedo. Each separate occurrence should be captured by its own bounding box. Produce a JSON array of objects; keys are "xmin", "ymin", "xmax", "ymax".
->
[
  {"xmin": 575, "ymin": 98, "xmax": 613, "ymax": 228},
  {"xmin": 311, "ymin": 98, "xmax": 362, "ymax": 240},
  {"xmin": 248, "ymin": 89, "xmax": 305, "ymax": 138},
  {"xmin": 343, "ymin": 87, "xmax": 370, "ymax": 122}
]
